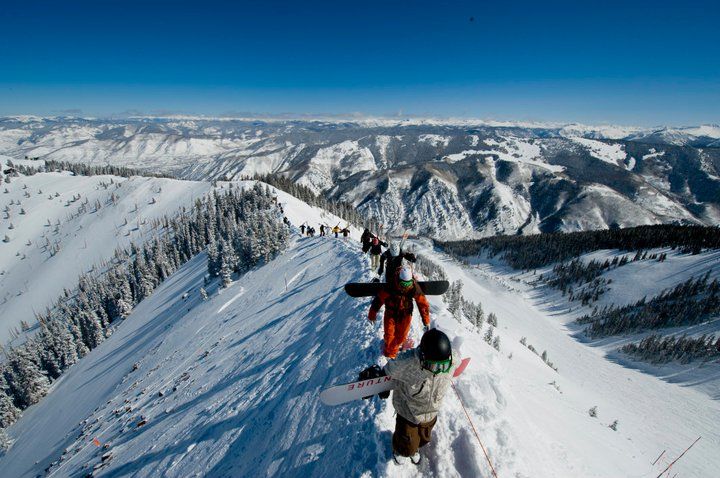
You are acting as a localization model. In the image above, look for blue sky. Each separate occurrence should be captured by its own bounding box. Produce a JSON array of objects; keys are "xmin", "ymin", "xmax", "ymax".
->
[{"xmin": 1, "ymin": 0, "xmax": 718, "ymax": 125}]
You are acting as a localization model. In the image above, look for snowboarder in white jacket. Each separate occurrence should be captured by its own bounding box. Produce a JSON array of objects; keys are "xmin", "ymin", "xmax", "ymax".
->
[{"xmin": 383, "ymin": 328, "xmax": 458, "ymax": 463}]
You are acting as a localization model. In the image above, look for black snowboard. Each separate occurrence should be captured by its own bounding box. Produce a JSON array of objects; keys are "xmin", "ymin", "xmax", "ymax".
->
[{"xmin": 344, "ymin": 280, "xmax": 449, "ymax": 297}]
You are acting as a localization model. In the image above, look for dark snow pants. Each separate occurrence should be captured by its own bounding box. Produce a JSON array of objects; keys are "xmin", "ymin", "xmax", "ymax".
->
[{"xmin": 392, "ymin": 414, "xmax": 437, "ymax": 456}]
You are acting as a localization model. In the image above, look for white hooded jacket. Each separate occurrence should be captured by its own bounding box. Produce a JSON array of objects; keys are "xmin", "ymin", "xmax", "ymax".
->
[{"xmin": 384, "ymin": 348, "xmax": 458, "ymax": 424}]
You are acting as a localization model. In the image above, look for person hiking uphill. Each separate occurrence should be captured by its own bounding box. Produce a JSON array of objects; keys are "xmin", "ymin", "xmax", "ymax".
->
[
  {"xmin": 368, "ymin": 236, "xmax": 387, "ymax": 272},
  {"xmin": 300, "ymin": 223, "xmax": 306, "ymax": 235},
  {"xmin": 379, "ymin": 242, "xmax": 416, "ymax": 282},
  {"xmin": 368, "ymin": 266, "xmax": 430, "ymax": 358},
  {"xmin": 358, "ymin": 329, "xmax": 458, "ymax": 464},
  {"xmin": 360, "ymin": 228, "xmax": 373, "ymax": 253}
]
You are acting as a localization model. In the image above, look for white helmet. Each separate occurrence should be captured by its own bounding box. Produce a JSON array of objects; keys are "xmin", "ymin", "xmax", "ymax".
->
[
  {"xmin": 389, "ymin": 242, "xmax": 400, "ymax": 256},
  {"xmin": 399, "ymin": 267, "xmax": 413, "ymax": 282}
]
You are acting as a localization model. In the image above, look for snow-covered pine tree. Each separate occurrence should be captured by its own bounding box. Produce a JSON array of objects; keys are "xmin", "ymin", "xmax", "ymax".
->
[
  {"xmin": 132, "ymin": 247, "xmax": 156, "ymax": 301},
  {"xmin": 59, "ymin": 302, "xmax": 90, "ymax": 359},
  {"xmin": 200, "ymin": 287, "xmax": 208, "ymax": 301},
  {"xmin": 75, "ymin": 294, "xmax": 105, "ymax": 350},
  {"xmin": 220, "ymin": 239, "xmax": 236, "ymax": 288},
  {"xmin": 487, "ymin": 312, "xmax": 498, "ymax": 327},
  {"xmin": 484, "ymin": 326, "xmax": 494, "ymax": 345},
  {"xmin": 36, "ymin": 319, "xmax": 78, "ymax": 379},
  {"xmin": 108, "ymin": 269, "xmax": 134, "ymax": 321},
  {"xmin": 473, "ymin": 304, "xmax": 485, "ymax": 329},
  {"xmin": 152, "ymin": 239, "xmax": 173, "ymax": 281},
  {"xmin": 0, "ymin": 427, "xmax": 14, "ymax": 452},
  {"xmin": 207, "ymin": 239, "xmax": 221, "ymax": 277},
  {"xmin": 5, "ymin": 345, "xmax": 51, "ymax": 409},
  {"xmin": 0, "ymin": 370, "xmax": 21, "ymax": 428},
  {"xmin": 492, "ymin": 335, "xmax": 501, "ymax": 351},
  {"xmin": 446, "ymin": 280, "xmax": 463, "ymax": 321}
]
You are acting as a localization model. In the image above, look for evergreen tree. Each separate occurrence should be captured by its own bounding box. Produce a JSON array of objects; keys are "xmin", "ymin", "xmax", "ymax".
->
[
  {"xmin": 0, "ymin": 427, "xmax": 14, "ymax": 452},
  {"xmin": 37, "ymin": 320, "xmax": 78, "ymax": 379},
  {"xmin": 487, "ymin": 312, "xmax": 498, "ymax": 327},
  {"xmin": 0, "ymin": 370, "xmax": 21, "ymax": 428},
  {"xmin": 220, "ymin": 239, "xmax": 236, "ymax": 288},
  {"xmin": 483, "ymin": 326, "xmax": 494, "ymax": 345},
  {"xmin": 473, "ymin": 304, "xmax": 485, "ymax": 329},
  {"xmin": 6, "ymin": 346, "xmax": 51, "ymax": 409},
  {"xmin": 76, "ymin": 296, "xmax": 105, "ymax": 350},
  {"xmin": 207, "ymin": 239, "xmax": 220, "ymax": 277}
]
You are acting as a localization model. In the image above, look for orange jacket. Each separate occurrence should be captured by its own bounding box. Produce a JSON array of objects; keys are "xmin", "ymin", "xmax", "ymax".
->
[{"xmin": 368, "ymin": 282, "xmax": 430, "ymax": 326}]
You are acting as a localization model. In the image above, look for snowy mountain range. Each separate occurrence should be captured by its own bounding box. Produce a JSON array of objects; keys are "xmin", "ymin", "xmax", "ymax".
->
[
  {"xmin": 2, "ymin": 116, "xmax": 719, "ymax": 239},
  {"xmin": 0, "ymin": 174, "xmax": 717, "ymax": 477}
]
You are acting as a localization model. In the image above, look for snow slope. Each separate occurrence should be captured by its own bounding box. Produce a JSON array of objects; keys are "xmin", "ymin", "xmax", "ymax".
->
[
  {"xmin": 411, "ymin": 240, "xmax": 720, "ymax": 478},
  {"xmin": 6, "ymin": 228, "xmax": 718, "ymax": 477},
  {"xmin": 2, "ymin": 178, "xmax": 718, "ymax": 477},
  {"xmin": 0, "ymin": 160, "xmax": 213, "ymax": 342}
]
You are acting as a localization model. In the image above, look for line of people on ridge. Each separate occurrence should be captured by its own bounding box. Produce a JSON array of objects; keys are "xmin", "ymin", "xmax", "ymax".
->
[
  {"xmin": 357, "ymin": 228, "xmax": 457, "ymax": 464},
  {"xmin": 300, "ymin": 222, "xmax": 351, "ymax": 238}
]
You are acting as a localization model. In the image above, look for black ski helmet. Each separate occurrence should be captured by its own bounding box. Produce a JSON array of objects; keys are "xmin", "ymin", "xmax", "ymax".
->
[{"xmin": 419, "ymin": 328, "xmax": 452, "ymax": 361}]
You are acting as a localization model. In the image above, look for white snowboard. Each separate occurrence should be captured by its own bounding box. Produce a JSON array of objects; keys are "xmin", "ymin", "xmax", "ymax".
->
[{"xmin": 320, "ymin": 358, "xmax": 470, "ymax": 406}]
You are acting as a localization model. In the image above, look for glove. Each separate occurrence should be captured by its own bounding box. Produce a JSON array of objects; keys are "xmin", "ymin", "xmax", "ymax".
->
[
  {"xmin": 358, "ymin": 365, "xmax": 388, "ymax": 400},
  {"xmin": 405, "ymin": 253, "xmax": 417, "ymax": 262}
]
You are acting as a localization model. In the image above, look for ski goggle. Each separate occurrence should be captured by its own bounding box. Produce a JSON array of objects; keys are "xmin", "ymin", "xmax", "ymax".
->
[
  {"xmin": 422, "ymin": 357, "xmax": 452, "ymax": 375},
  {"xmin": 399, "ymin": 279, "xmax": 413, "ymax": 289}
]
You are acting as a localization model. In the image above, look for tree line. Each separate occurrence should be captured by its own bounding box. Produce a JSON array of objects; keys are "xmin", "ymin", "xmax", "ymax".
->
[
  {"xmin": 436, "ymin": 225, "xmax": 720, "ymax": 270},
  {"xmin": 9, "ymin": 159, "xmax": 175, "ymax": 179},
  {"xmin": 0, "ymin": 183, "xmax": 288, "ymax": 435},
  {"xmin": 252, "ymin": 173, "xmax": 378, "ymax": 232},
  {"xmin": 540, "ymin": 251, "xmax": 668, "ymax": 305},
  {"xmin": 578, "ymin": 272, "xmax": 719, "ymax": 338},
  {"xmin": 621, "ymin": 333, "xmax": 720, "ymax": 364}
]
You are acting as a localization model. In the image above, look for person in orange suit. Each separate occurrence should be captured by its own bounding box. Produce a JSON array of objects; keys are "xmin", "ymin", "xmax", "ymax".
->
[{"xmin": 368, "ymin": 267, "xmax": 430, "ymax": 358}]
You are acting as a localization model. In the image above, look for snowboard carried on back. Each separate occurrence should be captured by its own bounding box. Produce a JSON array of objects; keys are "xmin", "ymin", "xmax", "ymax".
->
[
  {"xmin": 320, "ymin": 357, "xmax": 470, "ymax": 406},
  {"xmin": 344, "ymin": 280, "xmax": 449, "ymax": 298}
]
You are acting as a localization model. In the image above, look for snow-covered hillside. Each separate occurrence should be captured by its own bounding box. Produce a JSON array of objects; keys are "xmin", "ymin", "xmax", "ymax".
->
[
  {"xmin": 0, "ymin": 156, "xmax": 213, "ymax": 342},
  {"xmin": 413, "ymin": 242, "xmax": 720, "ymax": 477},
  {"xmin": 2, "ymin": 205, "xmax": 719, "ymax": 477}
]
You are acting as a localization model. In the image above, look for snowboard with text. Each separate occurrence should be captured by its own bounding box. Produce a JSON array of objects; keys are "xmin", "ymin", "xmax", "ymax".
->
[{"xmin": 320, "ymin": 357, "xmax": 470, "ymax": 406}]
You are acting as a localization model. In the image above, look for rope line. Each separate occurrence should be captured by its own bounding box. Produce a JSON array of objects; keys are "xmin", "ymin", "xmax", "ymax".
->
[{"xmin": 451, "ymin": 382, "xmax": 499, "ymax": 478}]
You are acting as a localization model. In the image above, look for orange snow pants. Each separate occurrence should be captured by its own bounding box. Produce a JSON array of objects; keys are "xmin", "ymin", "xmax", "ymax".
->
[{"xmin": 383, "ymin": 313, "xmax": 413, "ymax": 358}]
